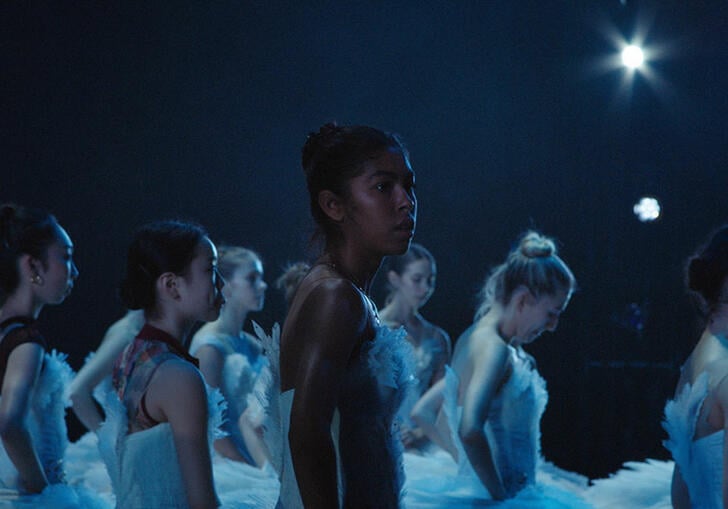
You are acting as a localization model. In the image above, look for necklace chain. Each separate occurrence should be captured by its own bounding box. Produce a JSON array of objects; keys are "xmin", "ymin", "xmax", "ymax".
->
[{"xmin": 319, "ymin": 260, "xmax": 380, "ymax": 325}]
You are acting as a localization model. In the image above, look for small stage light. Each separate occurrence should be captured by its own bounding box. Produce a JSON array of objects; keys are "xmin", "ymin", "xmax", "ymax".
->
[
  {"xmin": 633, "ymin": 196, "xmax": 661, "ymax": 222},
  {"xmin": 621, "ymin": 45, "xmax": 644, "ymax": 69}
]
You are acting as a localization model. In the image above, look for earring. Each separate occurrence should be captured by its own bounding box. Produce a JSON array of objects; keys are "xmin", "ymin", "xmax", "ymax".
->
[{"xmin": 30, "ymin": 274, "xmax": 43, "ymax": 285}]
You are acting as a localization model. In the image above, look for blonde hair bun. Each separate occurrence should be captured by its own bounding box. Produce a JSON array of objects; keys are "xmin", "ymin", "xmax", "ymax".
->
[{"xmin": 519, "ymin": 231, "xmax": 556, "ymax": 258}]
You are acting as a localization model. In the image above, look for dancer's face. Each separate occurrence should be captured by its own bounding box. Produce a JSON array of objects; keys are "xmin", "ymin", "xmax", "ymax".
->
[
  {"xmin": 177, "ymin": 237, "xmax": 225, "ymax": 322},
  {"xmin": 32, "ymin": 225, "xmax": 79, "ymax": 305},
  {"xmin": 390, "ymin": 258, "xmax": 435, "ymax": 309},
  {"xmin": 516, "ymin": 288, "xmax": 571, "ymax": 344},
  {"xmin": 341, "ymin": 149, "xmax": 417, "ymax": 257},
  {"xmin": 224, "ymin": 258, "xmax": 267, "ymax": 312}
]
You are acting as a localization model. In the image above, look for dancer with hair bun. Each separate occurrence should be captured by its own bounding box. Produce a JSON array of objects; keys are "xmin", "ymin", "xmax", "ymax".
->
[
  {"xmin": 379, "ymin": 243, "xmax": 451, "ymax": 452},
  {"xmin": 404, "ymin": 231, "xmax": 592, "ymax": 508},
  {"xmin": 587, "ymin": 225, "xmax": 728, "ymax": 509},
  {"xmin": 0, "ymin": 204, "xmax": 105, "ymax": 508},
  {"xmin": 98, "ymin": 220, "xmax": 225, "ymax": 509},
  {"xmin": 665, "ymin": 225, "xmax": 728, "ymax": 508},
  {"xmin": 270, "ymin": 123, "xmax": 417, "ymax": 508}
]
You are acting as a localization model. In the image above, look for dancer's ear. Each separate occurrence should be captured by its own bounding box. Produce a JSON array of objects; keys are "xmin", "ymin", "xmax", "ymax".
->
[
  {"xmin": 318, "ymin": 190, "xmax": 345, "ymax": 223},
  {"xmin": 512, "ymin": 285, "xmax": 534, "ymax": 312},
  {"xmin": 387, "ymin": 270, "xmax": 401, "ymax": 289},
  {"xmin": 157, "ymin": 272, "xmax": 180, "ymax": 301}
]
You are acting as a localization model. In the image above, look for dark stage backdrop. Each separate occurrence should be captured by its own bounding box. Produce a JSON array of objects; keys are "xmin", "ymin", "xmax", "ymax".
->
[{"xmin": 3, "ymin": 1, "xmax": 728, "ymax": 479}]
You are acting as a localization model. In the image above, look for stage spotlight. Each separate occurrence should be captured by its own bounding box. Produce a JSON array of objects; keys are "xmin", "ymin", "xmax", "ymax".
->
[
  {"xmin": 633, "ymin": 196, "xmax": 661, "ymax": 222},
  {"xmin": 621, "ymin": 44, "xmax": 644, "ymax": 69}
]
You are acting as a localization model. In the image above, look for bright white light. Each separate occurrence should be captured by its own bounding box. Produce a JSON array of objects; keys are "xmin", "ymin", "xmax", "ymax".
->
[
  {"xmin": 633, "ymin": 197, "xmax": 661, "ymax": 222},
  {"xmin": 621, "ymin": 45, "xmax": 644, "ymax": 69}
]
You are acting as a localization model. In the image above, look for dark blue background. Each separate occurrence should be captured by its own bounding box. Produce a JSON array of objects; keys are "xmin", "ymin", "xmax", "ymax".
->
[{"xmin": 3, "ymin": 1, "xmax": 728, "ymax": 479}]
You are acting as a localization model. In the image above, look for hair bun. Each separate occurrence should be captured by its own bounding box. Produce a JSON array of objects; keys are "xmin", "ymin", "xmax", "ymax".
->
[
  {"xmin": 687, "ymin": 257, "xmax": 709, "ymax": 293},
  {"xmin": 302, "ymin": 122, "xmax": 341, "ymax": 173},
  {"xmin": 686, "ymin": 225, "xmax": 728, "ymax": 308},
  {"xmin": 0, "ymin": 205, "xmax": 17, "ymax": 247},
  {"xmin": 519, "ymin": 231, "xmax": 556, "ymax": 258}
]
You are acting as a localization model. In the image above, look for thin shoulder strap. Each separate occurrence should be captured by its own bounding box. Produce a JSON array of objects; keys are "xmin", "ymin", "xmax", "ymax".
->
[
  {"xmin": 0, "ymin": 321, "xmax": 27, "ymax": 342},
  {"xmin": 296, "ymin": 271, "xmax": 372, "ymax": 315}
]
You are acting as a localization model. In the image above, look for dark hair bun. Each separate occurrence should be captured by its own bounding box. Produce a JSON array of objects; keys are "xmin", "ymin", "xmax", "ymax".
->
[
  {"xmin": 301, "ymin": 122, "xmax": 341, "ymax": 177},
  {"xmin": 686, "ymin": 224, "xmax": 728, "ymax": 308},
  {"xmin": 300, "ymin": 122, "xmax": 407, "ymax": 248},
  {"xmin": 119, "ymin": 220, "xmax": 208, "ymax": 311},
  {"xmin": 687, "ymin": 257, "xmax": 710, "ymax": 294}
]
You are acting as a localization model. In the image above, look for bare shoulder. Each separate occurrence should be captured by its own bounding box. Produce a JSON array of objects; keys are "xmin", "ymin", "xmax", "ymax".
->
[
  {"xmin": 429, "ymin": 323, "xmax": 451, "ymax": 348},
  {"xmin": 191, "ymin": 323, "xmax": 224, "ymax": 344},
  {"xmin": 147, "ymin": 359, "xmax": 208, "ymax": 423},
  {"xmin": 418, "ymin": 319, "xmax": 452, "ymax": 358},
  {"xmin": 468, "ymin": 325, "xmax": 510, "ymax": 368},
  {"xmin": 4, "ymin": 342, "xmax": 44, "ymax": 378},
  {"xmin": 292, "ymin": 275, "xmax": 369, "ymax": 340},
  {"xmin": 153, "ymin": 358, "xmax": 206, "ymax": 393},
  {"xmin": 708, "ymin": 361, "xmax": 728, "ymax": 405}
]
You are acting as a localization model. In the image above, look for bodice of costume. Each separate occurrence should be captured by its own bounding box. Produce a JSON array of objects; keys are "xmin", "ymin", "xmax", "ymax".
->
[
  {"xmin": 113, "ymin": 338, "xmax": 181, "ymax": 432},
  {"xmin": 409, "ymin": 335, "xmax": 447, "ymax": 397},
  {"xmin": 396, "ymin": 335, "xmax": 447, "ymax": 431},
  {"xmin": 190, "ymin": 332, "xmax": 269, "ymax": 450},
  {"xmin": 443, "ymin": 345, "xmax": 547, "ymax": 496},
  {"xmin": 663, "ymin": 372, "xmax": 723, "ymax": 509},
  {"xmin": 271, "ymin": 324, "xmax": 414, "ymax": 509},
  {"xmin": 100, "ymin": 326, "xmax": 224, "ymax": 508},
  {"xmin": 0, "ymin": 320, "xmax": 72, "ymax": 492}
]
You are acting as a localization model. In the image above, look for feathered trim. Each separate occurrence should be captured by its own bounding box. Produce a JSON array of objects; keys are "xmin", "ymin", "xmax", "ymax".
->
[
  {"xmin": 206, "ymin": 386, "xmax": 228, "ymax": 444},
  {"xmin": 662, "ymin": 371, "xmax": 708, "ymax": 501},
  {"xmin": 252, "ymin": 321, "xmax": 283, "ymax": 475},
  {"xmin": 585, "ymin": 458, "xmax": 673, "ymax": 509},
  {"xmin": 96, "ymin": 389, "xmax": 126, "ymax": 498},
  {"xmin": 367, "ymin": 325, "xmax": 418, "ymax": 505},
  {"xmin": 32, "ymin": 350, "xmax": 73, "ymax": 484}
]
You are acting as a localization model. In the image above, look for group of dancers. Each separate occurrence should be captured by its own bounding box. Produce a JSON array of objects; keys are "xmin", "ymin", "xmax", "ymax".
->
[{"xmin": 1, "ymin": 122, "xmax": 726, "ymax": 508}]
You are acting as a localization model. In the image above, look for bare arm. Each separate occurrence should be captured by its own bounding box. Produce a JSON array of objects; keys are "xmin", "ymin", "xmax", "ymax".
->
[
  {"xmin": 0, "ymin": 343, "xmax": 49, "ymax": 493},
  {"xmin": 400, "ymin": 328, "xmax": 452, "ymax": 448},
  {"xmin": 239, "ymin": 406, "xmax": 271, "ymax": 467},
  {"xmin": 70, "ymin": 321, "xmax": 137, "ymax": 431},
  {"xmin": 288, "ymin": 281, "xmax": 367, "ymax": 509},
  {"xmin": 428, "ymin": 328, "xmax": 452, "ymax": 386},
  {"xmin": 458, "ymin": 338, "xmax": 510, "ymax": 500},
  {"xmin": 146, "ymin": 360, "xmax": 220, "ymax": 509},
  {"xmin": 410, "ymin": 378, "xmax": 458, "ymax": 459},
  {"xmin": 195, "ymin": 344, "xmax": 251, "ymax": 463}
]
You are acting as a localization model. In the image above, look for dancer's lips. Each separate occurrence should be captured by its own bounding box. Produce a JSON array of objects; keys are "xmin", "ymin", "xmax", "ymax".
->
[{"xmin": 395, "ymin": 218, "xmax": 415, "ymax": 234}]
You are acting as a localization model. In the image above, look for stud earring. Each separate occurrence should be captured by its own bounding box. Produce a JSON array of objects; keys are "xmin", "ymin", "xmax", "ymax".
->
[{"xmin": 30, "ymin": 274, "xmax": 43, "ymax": 285}]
